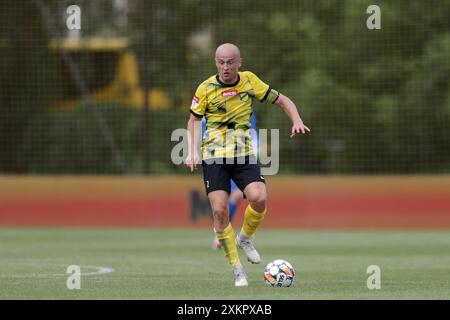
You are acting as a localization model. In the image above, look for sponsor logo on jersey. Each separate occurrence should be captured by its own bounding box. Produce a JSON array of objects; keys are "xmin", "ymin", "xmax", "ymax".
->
[{"xmin": 222, "ymin": 90, "xmax": 238, "ymax": 97}]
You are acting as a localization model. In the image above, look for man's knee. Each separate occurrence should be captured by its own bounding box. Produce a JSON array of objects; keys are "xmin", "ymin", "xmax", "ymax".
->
[
  {"xmin": 251, "ymin": 197, "xmax": 266, "ymax": 212},
  {"xmin": 247, "ymin": 190, "xmax": 266, "ymax": 211}
]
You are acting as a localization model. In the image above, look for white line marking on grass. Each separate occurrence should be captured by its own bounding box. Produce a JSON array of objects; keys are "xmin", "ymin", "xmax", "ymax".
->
[
  {"xmin": 52, "ymin": 265, "xmax": 114, "ymax": 276},
  {"xmin": 0, "ymin": 262, "xmax": 114, "ymax": 278}
]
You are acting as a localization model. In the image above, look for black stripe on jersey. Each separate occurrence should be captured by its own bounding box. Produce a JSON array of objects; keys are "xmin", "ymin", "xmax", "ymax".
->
[
  {"xmin": 216, "ymin": 74, "xmax": 241, "ymax": 87},
  {"xmin": 190, "ymin": 110, "xmax": 203, "ymax": 118},
  {"xmin": 272, "ymin": 92, "xmax": 280, "ymax": 104},
  {"xmin": 261, "ymin": 87, "xmax": 271, "ymax": 102}
]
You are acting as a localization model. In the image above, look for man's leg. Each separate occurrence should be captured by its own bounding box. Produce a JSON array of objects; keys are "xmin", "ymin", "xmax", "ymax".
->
[
  {"xmin": 228, "ymin": 180, "xmax": 244, "ymax": 222},
  {"xmin": 212, "ymin": 182, "xmax": 243, "ymax": 250},
  {"xmin": 208, "ymin": 190, "xmax": 247, "ymax": 286},
  {"xmin": 236, "ymin": 181, "xmax": 267, "ymax": 264}
]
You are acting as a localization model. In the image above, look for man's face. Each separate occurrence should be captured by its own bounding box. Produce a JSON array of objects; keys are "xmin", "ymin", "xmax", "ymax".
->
[{"xmin": 215, "ymin": 54, "xmax": 241, "ymax": 83}]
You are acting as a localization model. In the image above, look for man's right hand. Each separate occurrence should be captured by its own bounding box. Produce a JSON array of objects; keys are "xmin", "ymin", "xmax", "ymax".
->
[{"xmin": 185, "ymin": 153, "xmax": 200, "ymax": 172}]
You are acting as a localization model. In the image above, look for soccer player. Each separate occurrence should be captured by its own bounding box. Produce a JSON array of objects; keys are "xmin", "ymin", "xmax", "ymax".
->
[
  {"xmin": 186, "ymin": 43, "xmax": 310, "ymax": 286},
  {"xmin": 207, "ymin": 113, "xmax": 258, "ymax": 250}
]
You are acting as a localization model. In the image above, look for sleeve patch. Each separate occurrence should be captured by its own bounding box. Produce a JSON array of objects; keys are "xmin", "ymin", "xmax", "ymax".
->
[{"xmin": 191, "ymin": 95, "xmax": 199, "ymax": 108}]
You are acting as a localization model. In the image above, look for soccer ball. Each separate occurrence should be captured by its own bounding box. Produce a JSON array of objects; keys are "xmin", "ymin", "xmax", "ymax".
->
[{"xmin": 263, "ymin": 259, "xmax": 295, "ymax": 287}]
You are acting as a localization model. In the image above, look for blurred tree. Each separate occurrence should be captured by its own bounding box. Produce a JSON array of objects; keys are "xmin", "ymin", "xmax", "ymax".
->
[
  {"xmin": 1, "ymin": 0, "xmax": 449, "ymax": 174},
  {"xmin": 0, "ymin": 1, "xmax": 61, "ymax": 173}
]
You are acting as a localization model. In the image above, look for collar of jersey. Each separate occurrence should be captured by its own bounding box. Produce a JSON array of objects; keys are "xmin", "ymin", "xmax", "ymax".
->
[{"xmin": 216, "ymin": 74, "xmax": 240, "ymax": 87}]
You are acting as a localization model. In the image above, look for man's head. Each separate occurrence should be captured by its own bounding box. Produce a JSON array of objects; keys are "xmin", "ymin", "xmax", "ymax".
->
[{"xmin": 215, "ymin": 43, "xmax": 242, "ymax": 84}]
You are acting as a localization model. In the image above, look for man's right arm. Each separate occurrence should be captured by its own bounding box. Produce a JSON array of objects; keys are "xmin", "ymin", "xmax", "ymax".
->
[
  {"xmin": 186, "ymin": 113, "xmax": 202, "ymax": 172},
  {"xmin": 186, "ymin": 83, "xmax": 206, "ymax": 171}
]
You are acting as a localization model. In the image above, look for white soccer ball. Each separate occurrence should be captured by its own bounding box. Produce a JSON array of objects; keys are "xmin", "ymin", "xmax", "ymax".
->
[{"xmin": 263, "ymin": 259, "xmax": 295, "ymax": 287}]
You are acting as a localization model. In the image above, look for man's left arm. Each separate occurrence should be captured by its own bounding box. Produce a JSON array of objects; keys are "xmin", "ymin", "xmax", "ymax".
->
[{"xmin": 274, "ymin": 94, "xmax": 310, "ymax": 138}]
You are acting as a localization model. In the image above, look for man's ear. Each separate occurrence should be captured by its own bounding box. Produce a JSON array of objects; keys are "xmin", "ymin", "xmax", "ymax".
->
[{"xmin": 239, "ymin": 58, "xmax": 243, "ymax": 68}]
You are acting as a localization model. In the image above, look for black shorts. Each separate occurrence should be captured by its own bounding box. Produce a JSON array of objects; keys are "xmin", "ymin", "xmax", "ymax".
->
[{"xmin": 201, "ymin": 156, "xmax": 265, "ymax": 196}]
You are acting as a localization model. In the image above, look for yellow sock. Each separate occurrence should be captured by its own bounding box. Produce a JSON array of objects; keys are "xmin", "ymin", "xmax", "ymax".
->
[
  {"xmin": 242, "ymin": 204, "xmax": 266, "ymax": 237},
  {"xmin": 214, "ymin": 223, "xmax": 240, "ymax": 267}
]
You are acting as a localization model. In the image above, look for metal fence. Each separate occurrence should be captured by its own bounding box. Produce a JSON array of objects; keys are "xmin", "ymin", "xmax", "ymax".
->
[{"xmin": 1, "ymin": 0, "xmax": 449, "ymax": 174}]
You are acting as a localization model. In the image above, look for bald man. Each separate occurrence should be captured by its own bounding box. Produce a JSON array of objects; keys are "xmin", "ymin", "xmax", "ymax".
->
[{"xmin": 186, "ymin": 43, "xmax": 310, "ymax": 286}]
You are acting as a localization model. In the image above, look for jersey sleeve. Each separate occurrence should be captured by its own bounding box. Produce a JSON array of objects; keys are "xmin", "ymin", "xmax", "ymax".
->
[
  {"xmin": 247, "ymin": 71, "xmax": 280, "ymax": 104},
  {"xmin": 190, "ymin": 83, "xmax": 207, "ymax": 118}
]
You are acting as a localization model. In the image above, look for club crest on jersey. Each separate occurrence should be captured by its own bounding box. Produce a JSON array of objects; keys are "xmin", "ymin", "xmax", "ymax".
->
[{"xmin": 222, "ymin": 90, "xmax": 238, "ymax": 97}]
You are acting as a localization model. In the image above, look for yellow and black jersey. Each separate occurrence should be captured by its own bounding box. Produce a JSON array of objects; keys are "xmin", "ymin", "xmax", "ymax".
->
[{"xmin": 190, "ymin": 71, "xmax": 279, "ymax": 160}]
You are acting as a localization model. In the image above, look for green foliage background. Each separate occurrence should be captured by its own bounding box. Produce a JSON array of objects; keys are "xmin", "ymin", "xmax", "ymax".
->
[{"xmin": 0, "ymin": 0, "xmax": 449, "ymax": 174}]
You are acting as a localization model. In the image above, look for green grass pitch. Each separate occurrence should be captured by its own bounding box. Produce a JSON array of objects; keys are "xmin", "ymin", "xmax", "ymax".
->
[{"xmin": 0, "ymin": 228, "xmax": 449, "ymax": 299}]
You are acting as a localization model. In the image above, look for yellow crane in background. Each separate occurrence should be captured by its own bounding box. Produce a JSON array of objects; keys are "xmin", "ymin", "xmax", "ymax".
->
[{"xmin": 49, "ymin": 37, "xmax": 171, "ymax": 111}]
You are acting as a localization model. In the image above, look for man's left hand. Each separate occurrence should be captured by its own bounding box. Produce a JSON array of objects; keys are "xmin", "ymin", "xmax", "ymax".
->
[{"xmin": 290, "ymin": 121, "xmax": 310, "ymax": 138}]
